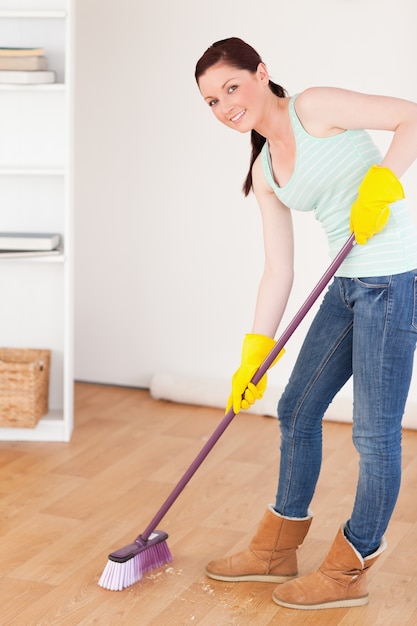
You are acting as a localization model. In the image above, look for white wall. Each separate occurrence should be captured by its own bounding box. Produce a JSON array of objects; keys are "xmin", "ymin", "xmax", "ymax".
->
[{"xmin": 74, "ymin": 0, "xmax": 417, "ymax": 422}]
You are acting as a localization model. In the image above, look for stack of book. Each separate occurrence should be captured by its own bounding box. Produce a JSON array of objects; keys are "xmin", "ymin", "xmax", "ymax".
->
[{"xmin": 0, "ymin": 47, "xmax": 56, "ymax": 84}]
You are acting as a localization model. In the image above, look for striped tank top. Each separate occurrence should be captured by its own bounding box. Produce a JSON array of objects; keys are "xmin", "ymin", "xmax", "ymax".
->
[{"xmin": 261, "ymin": 94, "xmax": 417, "ymax": 277}]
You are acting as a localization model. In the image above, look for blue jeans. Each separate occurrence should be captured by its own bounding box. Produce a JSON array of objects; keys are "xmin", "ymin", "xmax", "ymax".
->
[{"xmin": 275, "ymin": 270, "xmax": 417, "ymax": 556}]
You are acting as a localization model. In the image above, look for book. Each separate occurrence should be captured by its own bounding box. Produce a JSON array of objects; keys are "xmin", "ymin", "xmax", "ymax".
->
[
  {"xmin": 0, "ymin": 47, "xmax": 45, "ymax": 57},
  {"xmin": 0, "ymin": 249, "xmax": 61, "ymax": 259},
  {"xmin": 0, "ymin": 70, "xmax": 56, "ymax": 84},
  {"xmin": 0, "ymin": 55, "xmax": 48, "ymax": 71},
  {"xmin": 0, "ymin": 233, "xmax": 61, "ymax": 251}
]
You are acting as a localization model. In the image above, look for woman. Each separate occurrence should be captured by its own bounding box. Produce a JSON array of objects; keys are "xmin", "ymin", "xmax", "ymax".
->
[{"xmin": 195, "ymin": 37, "xmax": 417, "ymax": 610}]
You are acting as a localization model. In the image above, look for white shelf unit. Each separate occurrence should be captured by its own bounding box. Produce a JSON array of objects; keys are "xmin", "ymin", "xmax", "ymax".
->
[{"xmin": 0, "ymin": 1, "xmax": 74, "ymax": 441}]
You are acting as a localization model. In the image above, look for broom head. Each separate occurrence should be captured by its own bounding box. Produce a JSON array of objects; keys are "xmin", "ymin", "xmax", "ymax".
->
[{"xmin": 98, "ymin": 530, "xmax": 173, "ymax": 591}]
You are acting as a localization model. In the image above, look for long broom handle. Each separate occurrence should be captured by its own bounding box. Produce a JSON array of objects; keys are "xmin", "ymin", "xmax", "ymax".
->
[{"xmin": 141, "ymin": 234, "xmax": 356, "ymax": 541}]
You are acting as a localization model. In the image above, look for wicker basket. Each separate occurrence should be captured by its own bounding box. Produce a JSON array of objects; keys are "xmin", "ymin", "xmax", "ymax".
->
[{"xmin": 0, "ymin": 348, "xmax": 51, "ymax": 428}]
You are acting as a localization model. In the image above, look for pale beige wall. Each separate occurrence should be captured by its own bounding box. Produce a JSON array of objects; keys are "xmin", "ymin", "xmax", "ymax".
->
[{"xmin": 74, "ymin": 0, "xmax": 417, "ymax": 426}]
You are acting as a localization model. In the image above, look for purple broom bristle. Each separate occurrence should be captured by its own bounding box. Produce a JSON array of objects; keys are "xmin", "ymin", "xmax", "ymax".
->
[{"xmin": 98, "ymin": 532, "xmax": 173, "ymax": 591}]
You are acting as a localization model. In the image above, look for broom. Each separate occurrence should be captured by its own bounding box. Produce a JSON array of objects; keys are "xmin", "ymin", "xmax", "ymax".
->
[{"xmin": 98, "ymin": 234, "xmax": 356, "ymax": 591}]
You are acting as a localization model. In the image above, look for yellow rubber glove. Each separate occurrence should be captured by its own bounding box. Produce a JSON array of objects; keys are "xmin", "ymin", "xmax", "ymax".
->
[
  {"xmin": 350, "ymin": 165, "xmax": 404, "ymax": 245},
  {"xmin": 226, "ymin": 333, "xmax": 285, "ymax": 414}
]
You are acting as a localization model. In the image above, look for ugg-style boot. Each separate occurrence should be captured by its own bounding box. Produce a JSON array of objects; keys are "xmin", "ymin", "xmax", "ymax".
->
[
  {"xmin": 205, "ymin": 505, "xmax": 312, "ymax": 583},
  {"xmin": 272, "ymin": 525, "xmax": 386, "ymax": 609}
]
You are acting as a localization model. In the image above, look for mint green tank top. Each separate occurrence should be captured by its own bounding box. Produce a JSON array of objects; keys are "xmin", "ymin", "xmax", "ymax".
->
[{"xmin": 261, "ymin": 95, "xmax": 417, "ymax": 277}]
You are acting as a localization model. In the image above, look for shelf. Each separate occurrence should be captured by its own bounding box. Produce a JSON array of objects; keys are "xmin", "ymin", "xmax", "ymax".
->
[
  {"xmin": 0, "ymin": 0, "xmax": 73, "ymax": 442},
  {"xmin": 0, "ymin": 410, "xmax": 70, "ymax": 442},
  {"xmin": 0, "ymin": 83, "xmax": 65, "ymax": 91},
  {"xmin": 0, "ymin": 167, "xmax": 65, "ymax": 176},
  {"xmin": 0, "ymin": 11, "xmax": 66, "ymax": 19}
]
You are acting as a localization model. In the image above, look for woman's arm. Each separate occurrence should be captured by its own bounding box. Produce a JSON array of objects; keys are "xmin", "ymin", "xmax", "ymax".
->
[
  {"xmin": 250, "ymin": 155, "xmax": 294, "ymax": 338},
  {"xmin": 224, "ymin": 155, "xmax": 293, "ymax": 414},
  {"xmin": 296, "ymin": 87, "xmax": 417, "ymax": 177}
]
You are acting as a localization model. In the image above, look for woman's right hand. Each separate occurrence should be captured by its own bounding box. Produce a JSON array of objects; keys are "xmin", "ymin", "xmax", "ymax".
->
[{"xmin": 226, "ymin": 333, "xmax": 285, "ymax": 414}]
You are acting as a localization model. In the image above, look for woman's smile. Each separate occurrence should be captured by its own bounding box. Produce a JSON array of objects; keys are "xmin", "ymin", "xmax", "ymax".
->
[{"xmin": 230, "ymin": 109, "xmax": 246, "ymax": 123}]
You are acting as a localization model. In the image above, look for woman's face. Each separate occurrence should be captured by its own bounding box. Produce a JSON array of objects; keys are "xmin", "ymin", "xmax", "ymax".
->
[{"xmin": 198, "ymin": 62, "xmax": 269, "ymax": 133}]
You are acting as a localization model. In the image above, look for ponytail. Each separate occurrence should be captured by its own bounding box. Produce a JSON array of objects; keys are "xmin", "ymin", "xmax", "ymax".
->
[{"xmin": 243, "ymin": 80, "xmax": 287, "ymax": 196}]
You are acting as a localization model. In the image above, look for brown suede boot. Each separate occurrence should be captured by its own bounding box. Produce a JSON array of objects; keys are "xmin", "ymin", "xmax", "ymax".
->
[
  {"xmin": 272, "ymin": 525, "xmax": 386, "ymax": 609},
  {"xmin": 205, "ymin": 506, "xmax": 312, "ymax": 583}
]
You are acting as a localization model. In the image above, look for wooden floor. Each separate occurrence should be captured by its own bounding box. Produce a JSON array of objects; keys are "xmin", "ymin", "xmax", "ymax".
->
[{"xmin": 1, "ymin": 382, "xmax": 417, "ymax": 625}]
